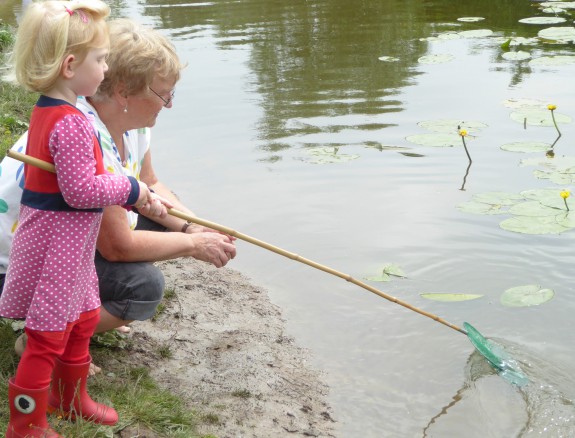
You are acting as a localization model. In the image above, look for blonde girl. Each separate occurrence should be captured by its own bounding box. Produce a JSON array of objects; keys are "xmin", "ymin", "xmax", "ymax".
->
[{"xmin": 0, "ymin": 2, "xmax": 170, "ymax": 436}]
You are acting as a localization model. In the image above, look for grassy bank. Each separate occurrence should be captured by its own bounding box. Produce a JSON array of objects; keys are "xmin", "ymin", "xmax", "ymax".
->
[
  {"xmin": 0, "ymin": 24, "xmax": 211, "ymax": 437},
  {"xmin": 0, "ymin": 23, "xmax": 35, "ymax": 159}
]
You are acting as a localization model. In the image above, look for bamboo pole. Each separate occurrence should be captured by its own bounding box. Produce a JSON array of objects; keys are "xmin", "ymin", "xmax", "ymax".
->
[{"xmin": 6, "ymin": 149, "xmax": 467, "ymax": 335}]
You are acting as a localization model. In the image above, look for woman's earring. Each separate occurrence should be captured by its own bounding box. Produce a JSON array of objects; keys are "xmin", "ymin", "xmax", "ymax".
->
[{"xmin": 123, "ymin": 106, "xmax": 128, "ymax": 113}]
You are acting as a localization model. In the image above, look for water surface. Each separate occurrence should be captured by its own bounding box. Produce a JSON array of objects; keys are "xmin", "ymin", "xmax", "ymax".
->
[{"xmin": 4, "ymin": 0, "xmax": 575, "ymax": 436}]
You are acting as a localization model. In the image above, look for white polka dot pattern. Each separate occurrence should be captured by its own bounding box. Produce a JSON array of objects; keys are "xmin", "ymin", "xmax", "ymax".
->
[{"xmin": 0, "ymin": 113, "xmax": 138, "ymax": 332}]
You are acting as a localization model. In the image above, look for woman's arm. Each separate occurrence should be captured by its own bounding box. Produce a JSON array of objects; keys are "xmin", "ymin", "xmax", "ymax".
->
[
  {"xmin": 96, "ymin": 205, "xmax": 236, "ymax": 267},
  {"xmin": 138, "ymin": 150, "xmax": 207, "ymax": 233}
]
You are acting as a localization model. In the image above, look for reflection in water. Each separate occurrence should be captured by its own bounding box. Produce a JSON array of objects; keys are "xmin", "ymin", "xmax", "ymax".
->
[
  {"xmin": 423, "ymin": 342, "xmax": 575, "ymax": 438},
  {"xmin": 4, "ymin": 0, "xmax": 575, "ymax": 436}
]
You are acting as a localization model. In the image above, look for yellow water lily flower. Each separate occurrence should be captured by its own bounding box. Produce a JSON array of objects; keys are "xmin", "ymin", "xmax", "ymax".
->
[
  {"xmin": 548, "ymin": 104, "xmax": 557, "ymax": 111},
  {"xmin": 561, "ymin": 190, "xmax": 570, "ymax": 199},
  {"xmin": 459, "ymin": 129, "xmax": 468, "ymax": 137}
]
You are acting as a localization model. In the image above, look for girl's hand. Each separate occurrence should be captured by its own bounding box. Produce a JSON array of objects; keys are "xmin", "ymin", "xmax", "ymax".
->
[
  {"xmin": 138, "ymin": 193, "xmax": 173, "ymax": 218},
  {"xmin": 135, "ymin": 181, "xmax": 151, "ymax": 209}
]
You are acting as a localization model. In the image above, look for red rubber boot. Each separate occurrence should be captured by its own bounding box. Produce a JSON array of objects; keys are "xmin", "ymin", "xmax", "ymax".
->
[
  {"xmin": 6, "ymin": 378, "xmax": 63, "ymax": 438},
  {"xmin": 47, "ymin": 357, "xmax": 118, "ymax": 426}
]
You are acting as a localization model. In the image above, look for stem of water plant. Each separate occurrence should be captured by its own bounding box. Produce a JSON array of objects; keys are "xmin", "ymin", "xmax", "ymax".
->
[
  {"xmin": 564, "ymin": 198, "xmax": 569, "ymax": 212},
  {"xmin": 461, "ymin": 136, "xmax": 472, "ymax": 163},
  {"xmin": 551, "ymin": 110, "xmax": 562, "ymax": 137}
]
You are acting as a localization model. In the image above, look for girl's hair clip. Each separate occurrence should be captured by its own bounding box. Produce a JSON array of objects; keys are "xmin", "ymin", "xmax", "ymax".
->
[
  {"xmin": 77, "ymin": 10, "xmax": 89, "ymax": 23},
  {"xmin": 64, "ymin": 6, "xmax": 88, "ymax": 23}
]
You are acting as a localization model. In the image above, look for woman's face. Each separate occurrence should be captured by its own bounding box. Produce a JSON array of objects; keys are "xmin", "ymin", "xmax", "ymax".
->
[{"xmin": 126, "ymin": 75, "xmax": 177, "ymax": 129}]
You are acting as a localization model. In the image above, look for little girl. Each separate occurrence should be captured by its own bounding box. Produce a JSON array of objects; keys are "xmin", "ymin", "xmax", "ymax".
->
[{"xmin": 0, "ymin": 2, "xmax": 170, "ymax": 436}]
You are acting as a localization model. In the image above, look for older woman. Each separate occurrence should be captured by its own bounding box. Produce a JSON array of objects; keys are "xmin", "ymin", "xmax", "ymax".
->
[{"xmin": 0, "ymin": 19, "xmax": 236, "ymax": 337}]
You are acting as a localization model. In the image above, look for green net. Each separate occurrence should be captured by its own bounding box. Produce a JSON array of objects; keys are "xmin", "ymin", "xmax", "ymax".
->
[{"xmin": 463, "ymin": 322, "xmax": 529, "ymax": 387}]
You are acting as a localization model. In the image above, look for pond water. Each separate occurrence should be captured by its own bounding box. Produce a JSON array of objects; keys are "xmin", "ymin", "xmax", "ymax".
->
[{"xmin": 4, "ymin": 0, "xmax": 575, "ymax": 436}]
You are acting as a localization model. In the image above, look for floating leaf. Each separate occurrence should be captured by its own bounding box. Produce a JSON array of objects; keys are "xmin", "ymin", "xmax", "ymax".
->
[
  {"xmin": 398, "ymin": 152, "xmax": 425, "ymax": 157},
  {"xmin": 405, "ymin": 133, "xmax": 462, "ymax": 147},
  {"xmin": 365, "ymin": 273, "xmax": 391, "ymax": 282},
  {"xmin": 499, "ymin": 215, "xmax": 570, "ymax": 234},
  {"xmin": 500, "ymin": 285, "xmax": 554, "ymax": 307},
  {"xmin": 519, "ymin": 16, "xmax": 566, "ymax": 24},
  {"xmin": 521, "ymin": 188, "xmax": 573, "ymax": 209},
  {"xmin": 502, "ymin": 98, "xmax": 546, "ymax": 109},
  {"xmin": 457, "ymin": 17, "xmax": 485, "ymax": 22},
  {"xmin": 420, "ymin": 293, "xmax": 483, "ymax": 302},
  {"xmin": 529, "ymin": 55, "xmax": 575, "ymax": 66},
  {"xmin": 508, "ymin": 201, "xmax": 561, "ymax": 217},
  {"xmin": 473, "ymin": 192, "xmax": 524, "ymax": 206},
  {"xmin": 457, "ymin": 200, "xmax": 507, "ymax": 215},
  {"xmin": 418, "ymin": 119, "xmax": 488, "ymax": 134},
  {"xmin": 500, "ymin": 141, "xmax": 550, "ymax": 153},
  {"xmin": 502, "ymin": 51, "xmax": 531, "ymax": 61},
  {"xmin": 533, "ymin": 168, "xmax": 575, "ymax": 185},
  {"xmin": 382, "ymin": 264, "xmax": 406, "ymax": 278},
  {"xmin": 509, "ymin": 108, "xmax": 572, "ymax": 126},
  {"xmin": 378, "ymin": 56, "xmax": 400, "ymax": 62},
  {"xmin": 301, "ymin": 147, "xmax": 360, "ymax": 164},
  {"xmin": 418, "ymin": 54, "xmax": 455, "ymax": 64},
  {"xmin": 538, "ymin": 26, "xmax": 575, "ymax": 42},
  {"xmin": 539, "ymin": 1, "xmax": 575, "ymax": 8},
  {"xmin": 459, "ymin": 29, "xmax": 494, "ymax": 38},
  {"xmin": 365, "ymin": 263, "xmax": 406, "ymax": 282}
]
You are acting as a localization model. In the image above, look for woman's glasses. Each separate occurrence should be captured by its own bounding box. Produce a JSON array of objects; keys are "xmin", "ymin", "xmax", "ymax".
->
[{"xmin": 148, "ymin": 86, "xmax": 175, "ymax": 107}]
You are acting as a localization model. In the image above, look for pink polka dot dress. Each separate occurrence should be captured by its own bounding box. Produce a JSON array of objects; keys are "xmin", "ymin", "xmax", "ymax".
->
[{"xmin": 0, "ymin": 96, "xmax": 140, "ymax": 333}]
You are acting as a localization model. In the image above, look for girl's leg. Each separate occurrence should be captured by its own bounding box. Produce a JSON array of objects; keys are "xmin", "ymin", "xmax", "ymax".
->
[
  {"xmin": 7, "ymin": 329, "xmax": 67, "ymax": 438},
  {"xmin": 15, "ymin": 328, "xmax": 68, "ymax": 389},
  {"xmin": 48, "ymin": 312, "xmax": 119, "ymax": 426}
]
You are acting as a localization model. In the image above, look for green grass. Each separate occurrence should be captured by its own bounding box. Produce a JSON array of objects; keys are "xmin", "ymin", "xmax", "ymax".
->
[
  {"xmin": 0, "ymin": 23, "xmax": 36, "ymax": 160},
  {"xmin": 0, "ymin": 301, "xmax": 213, "ymax": 436}
]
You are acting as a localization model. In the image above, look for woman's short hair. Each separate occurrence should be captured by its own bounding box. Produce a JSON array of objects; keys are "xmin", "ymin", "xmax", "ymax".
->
[
  {"xmin": 12, "ymin": 0, "xmax": 110, "ymax": 93},
  {"xmin": 95, "ymin": 19, "xmax": 185, "ymax": 99}
]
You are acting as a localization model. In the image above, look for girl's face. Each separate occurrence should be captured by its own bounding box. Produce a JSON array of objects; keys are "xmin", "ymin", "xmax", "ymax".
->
[{"xmin": 71, "ymin": 46, "xmax": 109, "ymax": 97}]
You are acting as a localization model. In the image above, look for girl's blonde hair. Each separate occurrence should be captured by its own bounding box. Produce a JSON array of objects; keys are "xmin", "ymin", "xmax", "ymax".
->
[
  {"xmin": 12, "ymin": 0, "xmax": 110, "ymax": 93},
  {"xmin": 93, "ymin": 19, "xmax": 185, "ymax": 99}
]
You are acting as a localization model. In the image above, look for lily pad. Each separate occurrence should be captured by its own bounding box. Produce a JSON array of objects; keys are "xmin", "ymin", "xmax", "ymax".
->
[
  {"xmin": 520, "ymin": 188, "xmax": 573, "ymax": 209},
  {"xmin": 533, "ymin": 168, "xmax": 575, "ymax": 185},
  {"xmin": 502, "ymin": 98, "xmax": 546, "ymax": 109},
  {"xmin": 529, "ymin": 55, "xmax": 575, "ymax": 66},
  {"xmin": 509, "ymin": 108, "xmax": 572, "ymax": 126},
  {"xmin": 499, "ymin": 214, "xmax": 570, "ymax": 234},
  {"xmin": 418, "ymin": 54, "xmax": 455, "ymax": 64},
  {"xmin": 500, "ymin": 284, "xmax": 554, "ymax": 307},
  {"xmin": 501, "ymin": 51, "xmax": 531, "ymax": 61},
  {"xmin": 538, "ymin": 26, "xmax": 575, "ymax": 42},
  {"xmin": 539, "ymin": 1, "xmax": 575, "ymax": 8},
  {"xmin": 365, "ymin": 264, "xmax": 406, "ymax": 282},
  {"xmin": 508, "ymin": 201, "xmax": 561, "ymax": 217},
  {"xmin": 405, "ymin": 133, "xmax": 463, "ymax": 147},
  {"xmin": 420, "ymin": 293, "xmax": 483, "ymax": 302},
  {"xmin": 457, "ymin": 200, "xmax": 507, "ymax": 215},
  {"xmin": 500, "ymin": 141, "xmax": 550, "ymax": 153},
  {"xmin": 301, "ymin": 147, "xmax": 360, "ymax": 164},
  {"xmin": 457, "ymin": 17, "xmax": 485, "ymax": 22},
  {"xmin": 378, "ymin": 56, "xmax": 400, "ymax": 62},
  {"xmin": 418, "ymin": 119, "xmax": 488, "ymax": 134},
  {"xmin": 473, "ymin": 192, "xmax": 524, "ymax": 206},
  {"xmin": 398, "ymin": 152, "xmax": 425, "ymax": 158},
  {"xmin": 519, "ymin": 16, "xmax": 566, "ymax": 25},
  {"xmin": 382, "ymin": 264, "xmax": 406, "ymax": 278},
  {"xmin": 459, "ymin": 29, "xmax": 494, "ymax": 38}
]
